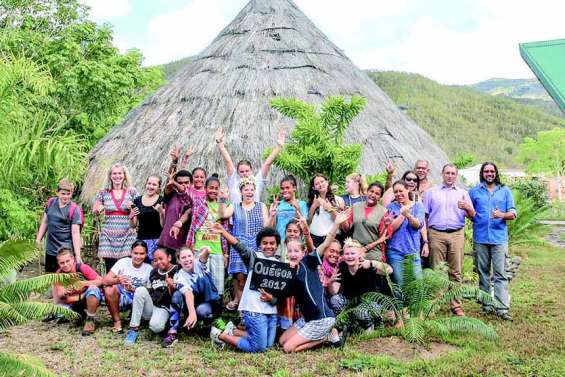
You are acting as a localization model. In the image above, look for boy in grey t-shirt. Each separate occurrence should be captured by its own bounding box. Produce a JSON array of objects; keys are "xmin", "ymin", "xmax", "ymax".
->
[{"xmin": 36, "ymin": 179, "xmax": 82, "ymax": 272}]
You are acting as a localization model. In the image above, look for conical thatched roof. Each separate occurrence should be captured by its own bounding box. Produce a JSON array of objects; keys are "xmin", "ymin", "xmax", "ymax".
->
[{"xmin": 82, "ymin": 0, "xmax": 449, "ymax": 202}]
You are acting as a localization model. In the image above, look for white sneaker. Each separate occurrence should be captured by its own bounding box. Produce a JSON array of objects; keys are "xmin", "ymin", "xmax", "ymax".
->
[
  {"xmin": 210, "ymin": 326, "xmax": 225, "ymax": 349},
  {"xmin": 224, "ymin": 321, "xmax": 235, "ymax": 336}
]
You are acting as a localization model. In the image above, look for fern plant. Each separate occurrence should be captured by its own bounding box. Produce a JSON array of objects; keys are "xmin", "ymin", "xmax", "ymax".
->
[
  {"xmin": 336, "ymin": 255, "xmax": 497, "ymax": 343},
  {"xmin": 0, "ymin": 240, "xmax": 78, "ymax": 376}
]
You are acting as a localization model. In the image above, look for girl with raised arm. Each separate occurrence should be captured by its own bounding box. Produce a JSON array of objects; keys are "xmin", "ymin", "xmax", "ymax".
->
[{"xmin": 215, "ymin": 128, "xmax": 285, "ymax": 203}]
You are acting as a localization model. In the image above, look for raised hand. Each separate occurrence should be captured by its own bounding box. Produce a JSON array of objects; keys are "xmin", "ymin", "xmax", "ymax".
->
[
  {"xmin": 385, "ymin": 161, "xmax": 395, "ymax": 175},
  {"xmin": 214, "ymin": 128, "xmax": 225, "ymax": 144},
  {"xmin": 218, "ymin": 189, "xmax": 229, "ymax": 202},
  {"xmin": 170, "ymin": 146, "xmax": 180, "ymax": 162},
  {"xmin": 335, "ymin": 208, "xmax": 351, "ymax": 225},
  {"xmin": 269, "ymin": 196, "xmax": 280, "ymax": 217},
  {"xmin": 180, "ymin": 147, "xmax": 193, "ymax": 168},
  {"xmin": 276, "ymin": 128, "xmax": 286, "ymax": 147}
]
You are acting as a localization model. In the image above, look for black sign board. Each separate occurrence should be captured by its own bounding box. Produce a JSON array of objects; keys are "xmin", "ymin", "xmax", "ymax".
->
[{"xmin": 249, "ymin": 258, "xmax": 295, "ymax": 297}]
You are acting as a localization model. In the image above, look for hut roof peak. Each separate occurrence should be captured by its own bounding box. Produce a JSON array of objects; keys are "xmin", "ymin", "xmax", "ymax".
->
[{"xmin": 82, "ymin": 0, "xmax": 448, "ymax": 202}]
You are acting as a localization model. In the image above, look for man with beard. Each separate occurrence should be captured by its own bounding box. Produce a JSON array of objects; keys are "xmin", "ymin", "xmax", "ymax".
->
[{"xmin": 469, "ymin": 162, "xmax": 516, "ymax": 321}]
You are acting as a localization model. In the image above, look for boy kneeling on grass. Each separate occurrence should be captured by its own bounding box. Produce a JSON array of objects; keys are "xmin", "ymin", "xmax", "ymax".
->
[
  {"xmin": 52, "ymin": 246, "xmax": 103, "ymax": 336},
  {"xmin": 210, "ymin": 225, "xmax": 281, "ymax": 352},
  {"xmin": 161, "ymin": 246, "xmax": 222, "ymax": 348}
]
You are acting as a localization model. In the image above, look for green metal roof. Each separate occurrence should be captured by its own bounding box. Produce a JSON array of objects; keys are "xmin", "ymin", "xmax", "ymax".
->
[{"xmin": 520, "ymin": 39, "xmax": 565, "ymax": 114}]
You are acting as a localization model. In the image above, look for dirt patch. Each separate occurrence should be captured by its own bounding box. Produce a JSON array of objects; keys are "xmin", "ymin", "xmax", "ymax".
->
[{"xmin": 354, "ymin": 336, "xmax": 457, "ymax": 361}]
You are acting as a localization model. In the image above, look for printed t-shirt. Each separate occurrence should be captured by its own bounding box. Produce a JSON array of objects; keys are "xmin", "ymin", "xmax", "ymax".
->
[
  {"xmin": 148, "ymin": 265, "xmax": 179, "ymax": 308},
  {"xmin": 110, "ymin": 257, "xmax": 152, "ymax": 291},
  {"xmin": 194, "ymin": 201, "xmax": 222, "ymax": 255}
]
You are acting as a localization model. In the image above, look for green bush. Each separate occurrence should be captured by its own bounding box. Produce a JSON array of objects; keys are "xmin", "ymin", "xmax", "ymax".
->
[{"xmin": 510, "ymin": 177, "xmax": 548, "ymax": 209}]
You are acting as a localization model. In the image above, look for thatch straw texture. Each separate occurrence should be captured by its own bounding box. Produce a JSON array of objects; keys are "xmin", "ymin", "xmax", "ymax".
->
[{"xmin": 82, "ymin": 0, "xmax": 449, "ymax": 202}]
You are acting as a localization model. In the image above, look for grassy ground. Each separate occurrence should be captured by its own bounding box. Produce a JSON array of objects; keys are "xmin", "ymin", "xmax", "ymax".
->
[{"xmin": 1, "ymin": 243, "xmax": 564, "ymax": 377}]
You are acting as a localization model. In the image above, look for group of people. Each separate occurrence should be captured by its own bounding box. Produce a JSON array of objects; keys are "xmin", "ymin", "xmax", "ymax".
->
[{"xmin": 36, "ymin": 127, "xmax": 516, "ymax": 353}]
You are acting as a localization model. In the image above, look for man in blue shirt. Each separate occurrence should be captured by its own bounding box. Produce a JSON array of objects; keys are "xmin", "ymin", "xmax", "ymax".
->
[{"xmin": 469, "ymin": 162, "xmax": 516, "ymax": 321}]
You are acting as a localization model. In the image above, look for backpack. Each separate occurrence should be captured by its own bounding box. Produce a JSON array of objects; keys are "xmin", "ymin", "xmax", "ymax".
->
[{"xmin": 46, "ymin": 197, "xmax": 85, "ymax": 232}]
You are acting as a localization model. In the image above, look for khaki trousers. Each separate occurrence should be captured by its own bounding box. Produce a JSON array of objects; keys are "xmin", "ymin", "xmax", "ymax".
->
[{"xmin": 429, "ymin": 228, "xmax": 465, "ymax": 310}]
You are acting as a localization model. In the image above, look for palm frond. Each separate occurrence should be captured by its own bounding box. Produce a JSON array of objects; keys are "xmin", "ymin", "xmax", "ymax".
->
[
  {"xmin": 0, "ymin": 351, "xmax": 55, "ymax": 377},
  {"xmin": 0, "ymin": 273, "xmax": 78, "ymax": 303},
  {"xmin": 400, "ymin": 317, "xmax": 426, "ymax": 343},
  {"xmin": 427, "ymin": 285, "xmax": 494, "ymax": 316},
  {"xmin": 433, "ymin": 316, "xmax": 497, "ymax": 340},
  {"xmin": 0, "ymin": 300, "xmax": 29, "ymax": 329},
  {"xmin": 0, "ymin": 240, "xmax": 38, "ymax": 280},
  {"xmin": 9, "ymin": 301, "xmax": 78, "ymax": 325}
]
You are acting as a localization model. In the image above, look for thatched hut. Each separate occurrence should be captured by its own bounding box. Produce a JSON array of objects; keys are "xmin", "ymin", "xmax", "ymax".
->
[{"xmin": 82, "ymin": 0, "xmax": 449, "ymax": 202}]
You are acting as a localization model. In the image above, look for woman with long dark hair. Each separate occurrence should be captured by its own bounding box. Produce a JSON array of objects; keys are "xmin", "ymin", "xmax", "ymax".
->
[{"xmin": 307, "ymin": 174, "xmax": 345, "ymax": 247}]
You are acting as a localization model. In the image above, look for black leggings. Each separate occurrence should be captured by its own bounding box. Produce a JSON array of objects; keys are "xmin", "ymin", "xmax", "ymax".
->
[{"xmin": 104, "ymin": 258, "xmax": 118, "ymax": 272}]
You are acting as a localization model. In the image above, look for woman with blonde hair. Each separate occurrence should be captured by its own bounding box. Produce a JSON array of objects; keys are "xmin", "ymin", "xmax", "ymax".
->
[
  {"xmin": 341, "ymin": 173, "xmax": 368, "ymax": 208},
  {"xmin": 93, "ymin": 163, "xmax": 139, "ymax": 271}
]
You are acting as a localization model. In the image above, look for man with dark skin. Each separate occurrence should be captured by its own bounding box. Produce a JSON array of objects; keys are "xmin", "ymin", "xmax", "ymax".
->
[{"xmin": 414, "ymin": 159, "xmax": 433, "ymax": 193}]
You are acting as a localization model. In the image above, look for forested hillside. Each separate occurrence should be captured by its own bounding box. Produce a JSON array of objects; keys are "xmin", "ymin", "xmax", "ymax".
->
[
  {"xmin": 370, "ymin": 71, "xmax": 565, "ymax": 166},
  {"xmin": 470, "ymin": 78, "xmax": 563, "ymax": 117}
]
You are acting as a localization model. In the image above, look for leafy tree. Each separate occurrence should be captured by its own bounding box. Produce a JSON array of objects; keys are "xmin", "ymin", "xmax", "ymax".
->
[
  {"xmin": 336, "ymin": 256, "xmax": 496, "ymax": 344},
  {"xmin": 0, "ymin": 0, "xmax": 164, "ymax": 144},
  {"xmin": 267, "ymin": 96, "xmax": 366, "ymax": 184},
  {"xmin": 0, "ymin": 240, "xmax": 77, "ymax": 376},
  {"xmin": 0, "ymin": 0, "xmax": 164, "ymax": 240},
  {"xmin": 453, "ymin": 153, "xmax": 476, "ymax": 169},
  {"xmin": 517, "ymin": 127, "xmax": 565, "ymax": 201}
]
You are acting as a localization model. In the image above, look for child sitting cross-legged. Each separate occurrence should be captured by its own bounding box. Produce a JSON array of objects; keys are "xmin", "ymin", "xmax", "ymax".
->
[
  {"xmin": 210, "ymin": 224, "xmax": 281, "ymax": 353},
  {"xmin": 161, "ymin": 246, "xmax": 222, "ymax": 348}
]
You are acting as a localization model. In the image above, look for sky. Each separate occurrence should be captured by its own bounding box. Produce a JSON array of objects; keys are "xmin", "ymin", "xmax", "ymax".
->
[{"xmin": 82, "ymin": 0, "xmax": 565, "ymax": 85}]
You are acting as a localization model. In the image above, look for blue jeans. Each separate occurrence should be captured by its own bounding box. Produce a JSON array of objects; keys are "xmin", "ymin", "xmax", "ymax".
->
[
  {"xmin": 475, "ymin": 243, "xmax": 509, "ymax": 314},
  {"xmin": 237, "ymin": 311, "xmax": 277, "ymax": 353},
  {"xmin": 169, "ymin": 290, "xmax": 218, "ymax": 332},
  {"xmin": 386, "ymin": 250, "xmax": 422, "ymax": 288}
]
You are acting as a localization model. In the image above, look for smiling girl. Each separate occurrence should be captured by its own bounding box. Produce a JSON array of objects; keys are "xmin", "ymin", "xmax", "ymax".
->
[
  {"xmin": 273, "ymin": 175, "xmax": 309, "ymax": 241},
  {"xmin": 125, "ymin": 248, "xmax": 178, "ymax": 345},
  {"xmin": 129, "ymin": 175, "xmax": 163, "ymax": 261},
  {"xmin": 341, "ymin": 182, "xmax": 390, "ymax": 261},
  {"xmin": 186, "ymin": 174, "xmax": 231, "ymax": 296},
  {"xmin": 93, "ymin": 163, "xmax": 139, "ymax": 271},
  {"xmin": 386, "ymin": 180, "xmax": 425, "ymax": 286}
]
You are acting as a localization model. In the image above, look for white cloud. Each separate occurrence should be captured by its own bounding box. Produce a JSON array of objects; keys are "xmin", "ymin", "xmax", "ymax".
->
[
  {"xmin": 82, "ymin": 0, "xmax": 132, "ymax": 20},
  {"xmin": 142, "ymin": 0, "xmax": 245, "ymax": 66},
  {"xmin": 107, "ymin": 0, "xmax": 565, "ymax": 83}
]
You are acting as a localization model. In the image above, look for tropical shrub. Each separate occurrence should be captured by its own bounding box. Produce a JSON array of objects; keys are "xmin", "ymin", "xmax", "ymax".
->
[
  {"xmin": 266, "ymin": 96, "xmax": 366, "ymax": 185},
  {"xmin": 336, "ymin": 256, "xmax": 496, "ymax": 344},
  {"xmin": 0, "ymin": 239, "xmax": 77, "ymax": 376},
  {"xmin": 508, "ymin": 193, "xmax": 549, "ymax": 247},
  {"xmin": 510, "ymin": 177, "xmax": 548, "ymax": 209}
]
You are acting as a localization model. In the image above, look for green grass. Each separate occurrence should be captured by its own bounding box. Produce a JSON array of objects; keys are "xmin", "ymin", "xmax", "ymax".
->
[{"xmin": 0, "ymin": 244, "xmax": 564, "ymax": 376}]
